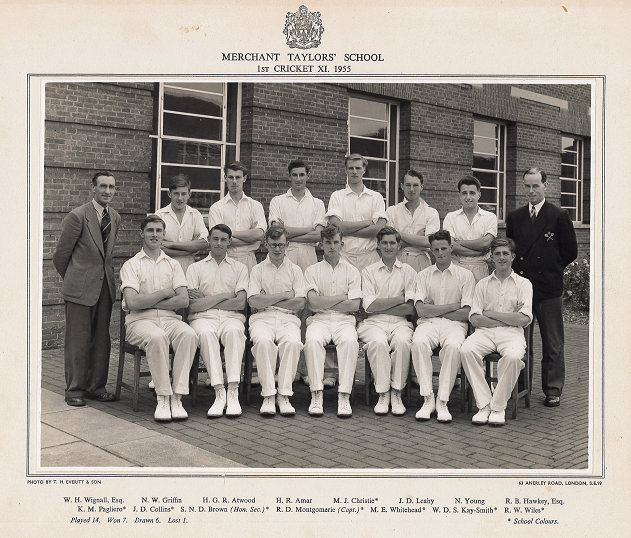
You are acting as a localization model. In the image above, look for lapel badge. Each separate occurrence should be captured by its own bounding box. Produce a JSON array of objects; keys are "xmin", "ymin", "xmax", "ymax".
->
[{"xmin": 545, "ymin": 232, "xmax": 554, "ymax": 241}]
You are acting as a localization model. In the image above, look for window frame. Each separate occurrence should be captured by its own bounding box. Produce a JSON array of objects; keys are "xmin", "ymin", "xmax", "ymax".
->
[
  {"xmin": 471, "ymin": 117, "xmax": 507, "ymax": 221},
  {"xmin": 348, "ymin": 95, "xmax": 400, "ymax": 206},
  {"xmin": 153, "ymin": 82, "xmax": 241, "ymax": 212},
  {"xmin": 560, "ymin": 135, "xmax": 584, "ymax": 223}
]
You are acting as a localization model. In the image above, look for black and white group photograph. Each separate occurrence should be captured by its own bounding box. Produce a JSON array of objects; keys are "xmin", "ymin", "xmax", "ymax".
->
[{"xmin": 39, "ymin": 80, "xmax": 593, "ymax": 471}]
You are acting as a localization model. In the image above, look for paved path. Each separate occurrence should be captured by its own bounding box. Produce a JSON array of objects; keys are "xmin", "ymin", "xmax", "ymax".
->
[{"xmin": 40, "ymin": 323, "xmax": 589, "ymax": 470}]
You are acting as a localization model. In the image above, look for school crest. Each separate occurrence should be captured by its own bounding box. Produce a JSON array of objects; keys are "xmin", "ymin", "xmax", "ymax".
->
[{"xmin": 284, "ymin": 5, "xmax": 324, "ymax": 49}]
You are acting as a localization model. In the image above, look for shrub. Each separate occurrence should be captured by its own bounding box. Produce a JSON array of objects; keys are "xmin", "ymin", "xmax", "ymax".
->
[{"xmin": 563, "ymin": 256, "xmax": 590, "ymax": 311}]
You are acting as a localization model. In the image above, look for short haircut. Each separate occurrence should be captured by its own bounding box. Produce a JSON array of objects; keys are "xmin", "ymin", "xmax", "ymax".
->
[
  {"xmin": 377, "ymin": 226, "xmax": 401, "ymax": 243},
  {"xmin": 224, "ymin": 161, "xmax": 248, "ymax": 176},
  {"xmin": 401, "ymin": 169, "xmax": 424, "ymax": 185},
  {"xmin": 428, "ymin": 229, "xmax": 452, "ymax": 245},
  {"xmin": 344, "ymin": 153, "xmax": 368, "ymax": 168},
  {"xmin": 457, "ymin": 175, "xmax": 481, "ymax": 192},
  {"xmin": 168, "ymin": 174, "xmax": 191, "ymax": 191},
  {"xmin": 320, "ymin": 224, "xmax": 343, "ymax": 241},
  {"xmin": 523, "ymin": 167, "xmax": 548, "ymax": 183},
  {"xmin": 140, "ymin": 214, "xmax": 166, "ymax": 231},
  {"xmin": 265, "ymin": 225, "xmax": 287, "ymax": 242},
  {"xmin": 92, "ymin": 171, "xmax": 115, "ymax": 186},
  {"xmin": 209, "ymin": 223, "xmax": 232, "ymax": 238},
  {"xmin": 491, "ymin": 237, "xmax": 517, "ymax": 254},
  {"xmin": 288, "ymin": 159, "xmax": 310, "ymax": 174}
]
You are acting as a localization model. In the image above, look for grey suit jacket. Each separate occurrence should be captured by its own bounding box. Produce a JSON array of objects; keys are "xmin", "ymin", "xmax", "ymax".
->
[{"xmin": 53, "ymin": 201, "xmax": 120, "ymax": 306}]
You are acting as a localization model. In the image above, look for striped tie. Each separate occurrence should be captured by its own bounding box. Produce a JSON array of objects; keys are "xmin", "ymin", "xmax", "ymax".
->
[
  {"xmin": 101, "ymin": 207, "xmax": 111, "ymax": 246},
  {"xmin": 530, "ymin": 205, "xmax": 536, "ymax": 225}
]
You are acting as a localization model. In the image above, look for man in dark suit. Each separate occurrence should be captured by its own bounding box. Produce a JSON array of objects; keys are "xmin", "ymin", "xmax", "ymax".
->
[
  {"xmin": 506, "ymin": 167, "xmax": 578, "ymax": 407},
  {"xmin": 53, "ymin": 172, "xmax": 120, "ymax": 406}
]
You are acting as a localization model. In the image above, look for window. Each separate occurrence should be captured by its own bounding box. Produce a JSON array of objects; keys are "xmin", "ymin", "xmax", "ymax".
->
[
  {"xmin": 154, "ymin": 82, "xmax": 240, "ymax": 212},
  {"xmin": 560, "ymin": 136, "xmax": 583, "ymax": 222},
  {"xmin": 472, "ymin": 119, "xmax": 506, "ymax": 220},
  {"xmin": 348, "ymin": 96, "xmax": 399, "ymax": 205}
]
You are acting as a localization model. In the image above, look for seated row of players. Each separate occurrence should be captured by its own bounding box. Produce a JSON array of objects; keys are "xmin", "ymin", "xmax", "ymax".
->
[{"xmin": 121, "ymin": 212, "xmax": 531, "ymax": 428}]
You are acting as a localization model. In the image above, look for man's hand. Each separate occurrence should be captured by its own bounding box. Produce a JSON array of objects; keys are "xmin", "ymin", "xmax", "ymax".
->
[
  {"xmin": 270, "ymin": 218, "xmax": 284, "ymax": 227},
  {"xmin": 515, "ymin": 302, "xmax": 524, "ymax": 312},
  {"xmin": 424, "ymin": 297, "xmax": 434, "ymax": 305},
  {"xmin": 163, "ymin": 288, "xmax": 176, "ymax": 299},
  {"xmin": 188, "ymin": 288, "xmax": 204, "ymax": 300}
]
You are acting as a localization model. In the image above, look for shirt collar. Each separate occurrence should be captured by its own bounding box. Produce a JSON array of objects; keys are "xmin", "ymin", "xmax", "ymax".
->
[
  {"xmin": 344, "ymin": 183, "xmax": 370, "ymax": 196},
  {"xmin": 264, "ymin": 254, "xmax": 289, "ymax": 268},
  {"xmin": 224, "ymin": 192, "xmax": 250, "ymax": 205},
  {"xmin": 139, "ymin": 247, "xmax": 169, "ymax": 263},
  {"xmin": 377, "ymin": 258, "xmax": 403, "ymax": 271},
  {"xmin": 285, "ymin": 188, "xmax": 312, "ymax": 200},
  {"xmin": 202, "ymin": 253, "xmax": 231, "ymax": 266},
  {"xmin": 164, "ymin": 203, "xmax": 193, "ymax": 216},
  {"xmin": 322, "ymin": 256, "xmax": 344, "ymax": 270},
  {"xmin": 490, "ymin": 269, "xmax": 517, "ymax": 283},
  {"xmin": 530, "ymin": 199, "xmax": 546, "ymax": 214},
  {"xmin": 429, "ymin": 262, "xmax": 455, "ymax": 276},
  {"xmin": 92, "ymin": 198, "xmax": 107, "ymax": 216}
]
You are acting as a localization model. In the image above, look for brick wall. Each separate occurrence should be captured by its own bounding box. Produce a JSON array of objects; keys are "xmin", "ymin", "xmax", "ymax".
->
[
  {"xmin": 42, "ymin": 81, "xmax": 592, "ymax": 347},
  {"xmin": 42, "ymin": 82, "xmax": 155, "ymax": 348}
]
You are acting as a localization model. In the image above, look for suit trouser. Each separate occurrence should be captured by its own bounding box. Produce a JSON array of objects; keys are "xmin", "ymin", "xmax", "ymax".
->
[
  {"xmin": 357, "ymin": 316, "xmax": 413, "ymax": 394},
  {"xmin": 304, "ymin": 317, "xmax": 359, "ymax": 394},
  {"xmin": 64, "ymin": 279, "xmax": 113, "ymax": 398},
  {"xmin": 411, "ymin": 318, "xmax": 467, "ymax": 402},
  {"xmin": 453, "ymin": 259, "xmax": 489, "ymax": 283},
  {"xmin": 534, "ymin": 296, "xmax": 565, "ymax": 397},
  {"xmin": 249, "ymin": 311, "xmax": 303, "ymax": 398},
  {"xmin": 341, "ymin": 250, "xmax": 381, "ymax": 274},
  {"xmin": 189, "ymin": 313, "xmax": 246, "ymax": 387},
  {"xmin": 460, "ymin": 327, "xmax": 526, "ymax": 412},
  {"xmin": 126, "ymin": 316, "xmax": 198, "ymax": 397}
]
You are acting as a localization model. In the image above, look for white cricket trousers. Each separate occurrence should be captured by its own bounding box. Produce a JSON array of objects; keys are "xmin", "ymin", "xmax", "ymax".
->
[
  {"xmin": 460, "ymin": 326, "xmax": 526, "ymax": 412},
  {"xmin": 411, "ymin": 317, "xmax": 468, "ymax": 402}
]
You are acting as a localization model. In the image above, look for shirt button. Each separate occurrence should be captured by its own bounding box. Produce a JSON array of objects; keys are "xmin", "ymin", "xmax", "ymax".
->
[
  {"xmin": 520, "ymin": 271, "xmax": 523, "ymax": 275},
  {"xmin": 520, "ymin": 257, "xmax": 523, "ymax": 260}
]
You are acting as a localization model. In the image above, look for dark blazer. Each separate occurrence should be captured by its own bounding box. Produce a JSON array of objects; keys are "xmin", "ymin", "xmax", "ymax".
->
[
  {"xmin": 506, "ymin": 200, "xmax": 577, "ymax": 301},
  {"xmin": 53, "ymin": 201, "xmax": 120, "ymax": 306}
]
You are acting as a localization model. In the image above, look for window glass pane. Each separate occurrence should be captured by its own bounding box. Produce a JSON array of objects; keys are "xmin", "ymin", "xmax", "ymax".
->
[
  {"xmin": 561, "ymin": 152, "xmax": 576, "ymax": 165},
  {"xmin": 350, "ymin": 118, "xmax": 388, "ymax": 139},
  {"xmin": 363, "ymin": 179, "xmax": 386, "ymax": 198},
  {"xmin": 162, "ymin": 165, "xmax": 221, "ymax": 191},
  {"xmin": 472, "ymin": 155, "xmax": 497, "ymax": 170},
  {"xmin": 565, "ymin": 207, "xmax": 576, "ymax": 221},
  {"xmin": 473, "ymin": 136, "xmax": 498, "ymax": 155},
  {"xmin": 365, "ymin": 160, "xmax": 387, "ymax": 179},
  {"xmin": 226, "ymin": 145, "xmax": 237, "ymax": 166},
  {"xmin": 350, "ymin": 138, "xmax": 387, "ymax": 159},
  {"xmin": 561, "ymin": 165, "xmax": 577, "ymax": 179},
  {"xmin": 561, "ymin": 179, "xmax": 577, "ymax": 194},
  {"xmin": 474, "ymin": 121, "xmax": 497, "ymax": 139},
  {"xmin": 162, "ymin": 140, "xmax": 222, "ymax": 167},
  {"xmin": 166, "ymin": 82, "xmax": 224, "ymax": 94},
  {"xmin": 226, "ymin": 83, "xmax": 238, "ymax": 144},
  {"xmin": 349, "ymin": 98, "xmax": 387, "ymax": 120},
  {"xmin": 479, "ymin": 187, "xmax": 497, "ymax": 204},
  {"xmin": 164, "ymin": 87, "xmax": 223, "ymax": 117},
  {"xmin": 389, "ymin": 107, "xmax": 397, "ymax": 160},
  {"xmin": 163, "ymin": 113, "xmax": 222, "ymax": 141},
  {"xmin": 473, "ymin": 170, "xmax": 498, "ymax": 188},
  {"xmin": 188, "ymin": 191, "xmax": 220, "ymax": 212},
  {"xmin": 561, "ymin": 193, "xmax": 576, "ymax": 208},
  {"xmin": 562, "ymin": 137, "xmax": 577, "ymax": 152}
]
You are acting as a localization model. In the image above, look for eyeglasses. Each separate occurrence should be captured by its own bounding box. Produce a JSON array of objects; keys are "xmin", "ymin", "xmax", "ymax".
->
[{"xmin": 267, "ymin": 242, "xmax": 287, "ymax": 250}]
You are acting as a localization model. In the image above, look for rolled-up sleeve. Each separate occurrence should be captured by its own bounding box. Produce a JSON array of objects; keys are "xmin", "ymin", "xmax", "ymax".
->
[
  {"xmin": 460, "ymin": 270, "xmax": 476, "ymax": 308},
  {"xmin": 403, "ymin": 266, "xmax": 416, "ymax": 303},
  {"xmin": 469, "ymin": 280, "xmax": 486, "ymax": 321},
  {"xmin": 414, "ymin": 271, "xmax": 429, "ymax": 304},
  {"xmin": 268, "ymin": 196, "xmax": 282, "ymax": 227},
  {"xmin": 120, "ymin": 259, "xmax": 140, "ymax": 293},
  {"xmin": 371, "ymin": 194, "xmax": 387, "ymax": 223},
  {"xmin": 235, "ymin": 262, "xmax": 250, "ymax": 294},
  {"xmin": 208, "ymin": 202, "xmax": 222, "ymax": 228},
  {"xmin": 325, "ymin": 191, "xmax": 344, "ymax": 221},
  {"xmin": 426, "ymin": 207, "xmax": 440, "ymax": 236},
  {"xmin": 347, "ymin": 266, "xmax": 363, "ymax": 300},
  {"xmin": 304, "ymin": 265, "xmax": 319, "ymax": 295},
  {"xmin": 186, "ymin": 263, "xmax": 200, "ymax": 289},
  {"xmin": 247, "ymin": 265, "xmax": 263, "ymax": 297},
  {"xmin": 483, "ymin": 213, "xmax": 498, "ymax": 237},
  {"xmin": 292, "ymin": 266, "xmax": 306, "ymax": 298},
  {"xmin": 361, "ymin": 267, "xmax": 377, "ymax": 311},
  {"xmin": 172, "ymin": 261, "xmax": 189, "ymax": 290},
  {"xmin": 252, "ymin": 200, "xmax": 267, "ymax": 232},
  {"xmin": 517, "ymin": 278, "xmax": 534, "ymax": 324}
]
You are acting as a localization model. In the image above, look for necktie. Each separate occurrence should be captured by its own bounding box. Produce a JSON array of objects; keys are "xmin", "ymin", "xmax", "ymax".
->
[
  {"xmin": 101, "ymin": 207, "xmax": 111, "ymax": 246},
  {"xmin": 530, "ymin": 205, "xmax": 537, "ymax": 225}
]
